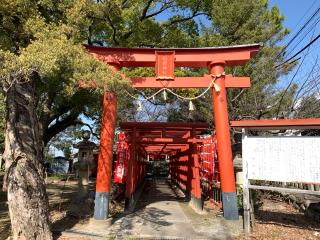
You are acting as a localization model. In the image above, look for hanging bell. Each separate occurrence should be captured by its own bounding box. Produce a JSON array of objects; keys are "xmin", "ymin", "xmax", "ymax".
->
[
  {"xmin": 189, "ymin": 100, "xmax": 195, "ymax": 111},
  {"xmin": 137, "ymin": 100, "xmax": 142, "ymax": 112},
  {"xmin": 163, "ymin": 89, "xmax": 167, "ymax": 101}
]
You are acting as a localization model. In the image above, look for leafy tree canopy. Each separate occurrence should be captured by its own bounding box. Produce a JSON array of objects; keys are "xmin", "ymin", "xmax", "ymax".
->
[
  {"xmin": 167, "ymin": 0, "xmax": 296, "ymax": 124},
  {"xmin": 0, "ymin": 0, "xmax": 310, "ymax": 145}
]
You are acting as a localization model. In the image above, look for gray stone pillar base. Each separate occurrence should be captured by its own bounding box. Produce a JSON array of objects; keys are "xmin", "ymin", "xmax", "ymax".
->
[
  {"xmin": 94, "ymin": 192, "xmax": 109, "ymax": 220},
  {"xmin": 125, "ymin": 197, "xmax": 133, "ymax": 211},
  {"xmin": 190, "ymin": 195, "xmax": 203, "ymax": 211},
  {"xmin": 222, "ymin": 192, "xmax": 239, "ymax": 220}
]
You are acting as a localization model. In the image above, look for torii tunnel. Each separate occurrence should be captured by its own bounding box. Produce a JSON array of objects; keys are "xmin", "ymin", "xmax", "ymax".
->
[
  {"xmin": 119, "ymin": 122, "xmax": 209, "ymax": 211},
  {"xmin": 86, "ymin": 43, "xmax": 261, "ymax": 221}
]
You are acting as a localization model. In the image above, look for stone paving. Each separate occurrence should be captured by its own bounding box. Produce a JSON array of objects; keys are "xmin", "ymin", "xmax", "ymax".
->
[{"xmin": 60, "ymin": 179, "xmax": 242, "ymax": 239}]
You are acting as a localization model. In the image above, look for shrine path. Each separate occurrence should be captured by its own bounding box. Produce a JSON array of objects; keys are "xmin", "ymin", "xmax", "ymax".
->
[{"xmin": 60, "ymin": 178, "xmax": 242, "ymax": 239}]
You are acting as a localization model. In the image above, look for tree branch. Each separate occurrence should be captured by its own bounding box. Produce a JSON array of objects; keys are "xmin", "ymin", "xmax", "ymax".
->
[
  {"xmin": 231, "ymin": 89, "xmax": 245, "ymax": 102},
  {"xmin": 121, "ymin": 0, "xmax": 129, "ymax": 9},
  {"xmin": 74, "ymin": 120, "xmax": 100, "ymax": 139},
  {"xmin": 43, "ymin": 112, "xmax": 80, "ymax": 146},
  {"xmin": 163, "ymin": 12, "xmax": 206, "ymax": 27},
  {"xmin": 140, "ymin": 0, "xmax": 154, "ymax": 21},
  {"xmin": 143, "ymin": 1, "xmax": 175, "ymax": 20},
  {"xmin": 121, "ymin": 0, "xmax": 175, "ymax": 41},
  {"xmin": 106, "ymin": 15, "xmax": 119, "ymax": 45}
]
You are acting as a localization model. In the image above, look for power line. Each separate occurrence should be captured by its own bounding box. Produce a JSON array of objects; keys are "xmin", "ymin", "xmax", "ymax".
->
[
  {"xmin": 291, "ymin": 55, "xmax": 319, "ymax": 108},
  {"xmin": 284, "ymin": 15, "xmax": 320, "ymax": 59},
  {"xmin": 289, "ymin": 0, "xmax": 317, "ymax": 33},
  {"xmin": 274, "ymin": 27, "xmax": 317, "ymax": 117},
  {"xmin": 276, "ymin": 6, "xmax": 320, "ymax": 59},
  {"xmin": 275, "ymin": 32, "xmax": 320, "ymax": 69}
]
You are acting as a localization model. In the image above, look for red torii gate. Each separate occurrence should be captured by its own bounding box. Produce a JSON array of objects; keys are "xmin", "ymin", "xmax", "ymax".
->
[
  {"xmin": 119, "ymin": 122, "xmax": 209, "ymax": 211},
  {"xmin": 86, "ymin": 43, "xmax": 261, "ymax": 220}
]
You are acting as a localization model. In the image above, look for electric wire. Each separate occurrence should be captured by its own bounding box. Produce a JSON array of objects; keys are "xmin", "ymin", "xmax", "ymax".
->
[
  {"xmin": 275, "ymin": 27, "xmax": 317, "ymax": 117},
  {"xmin": 283, "ymin": 15, "xmax": 320, "ymax": 59},
  {"xmin": 289, "ymin": 0, "xmax": 317, "ymax": 33},
  {"xmin": 276, "ymin": 5, "xmax": 320, "ymax": 59},
  {"xmin": 275, "ymin": 32, "xmax": 320, "ymax": 69}
]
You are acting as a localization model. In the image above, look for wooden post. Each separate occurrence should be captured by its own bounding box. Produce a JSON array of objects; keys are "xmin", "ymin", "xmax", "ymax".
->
[{"xmin": 242, "ymin": 128, "xmax": 250, "ymax": 235}]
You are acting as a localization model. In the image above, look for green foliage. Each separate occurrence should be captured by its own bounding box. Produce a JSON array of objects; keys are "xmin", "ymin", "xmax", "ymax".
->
[
  {"xmin": 0, "ymin": 22, "xmax": 123, "ymax": 93},
  {"xmin": 0, "ymin": 0, "xmax": 132, "ymax": 147},
  {"xmin": 44, "ymin": 146, "xmax": 55, "ymax": 164},
  {"xmin": 211, "ymin": 0, "xmax": 290, "ymax": 117},
  {"xmin": 167, "ymin": 0, "xmax": 295, "ymax": 123},
  {"xmin": 84, "ymin": 0, "xmax": 208, "ymax": 48},
  {"xmin": 295, "ymin": 95, "xmax": 320, "ymax": 118},
  {"xmin": 0, "ymin": 0, "xmax": 308, "ymax": 148},
  {"xmin": 208, "ymin": 0, "xmax": 287, "ymax": 44}
]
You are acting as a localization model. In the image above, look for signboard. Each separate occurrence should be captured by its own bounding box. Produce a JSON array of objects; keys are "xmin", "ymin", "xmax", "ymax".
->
[
  {"xmin": 242, "ymin": 136, "xmax": 320, "ymax": 183},
  {"xmin": 155, "ymin": 51, "xmax": 175, "ymax": 80}
]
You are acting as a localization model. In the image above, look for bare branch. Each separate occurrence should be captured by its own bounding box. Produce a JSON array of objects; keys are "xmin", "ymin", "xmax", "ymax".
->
[
  {"xmin": 231, "ymin": 89, "xmax": 245, "ymax": 102},
  {"xmin": 121, "ymin": 0, "xmax": 129, "ymax": 9},
  {"xmin": 163, "ymin": 12, "xmax": 206, "ymax": 27},
  {"xmin": 291, "ymin": 55, "xmax": 319, "ymax": 109},
  {"xmin": 140, "ymin": 0, "xmax": 154, "ymax": 21},
  {"xmin": 143, "ymin": 1, "xmax": 175, "ymax": 20}
]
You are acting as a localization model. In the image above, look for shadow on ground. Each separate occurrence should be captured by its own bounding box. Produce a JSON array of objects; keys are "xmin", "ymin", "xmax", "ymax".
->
[
  {"xmin": 51, "ymin": 181, "xmax": 95, "ymax": 239},
  {"xmin": 255, "ymin": 209, "xmax": 320, "ymax": 231},
  {"xmin": 134, "ymin": 178, "xmax": 187, "ymax": 210}
]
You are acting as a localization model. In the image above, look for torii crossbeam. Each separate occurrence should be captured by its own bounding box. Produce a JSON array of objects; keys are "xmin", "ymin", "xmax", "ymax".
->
[{"xmin": 87, "ymin": 43, "xmax": 261, "ymax": 221}]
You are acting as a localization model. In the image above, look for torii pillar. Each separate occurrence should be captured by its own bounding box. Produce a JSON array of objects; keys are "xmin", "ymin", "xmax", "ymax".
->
[
  {"xmin": 210, "ymin": 61, "xmax": 238, "ymax": 220},
  {"xmin": 94, "ymin": 64, "xmax": 119, "ymax": 220}
]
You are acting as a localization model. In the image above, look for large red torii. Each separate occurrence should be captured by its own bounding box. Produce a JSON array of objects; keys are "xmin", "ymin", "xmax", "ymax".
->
[{"xmin": 87, "ymin": 43, "xmax": 261, "ymax": 221}]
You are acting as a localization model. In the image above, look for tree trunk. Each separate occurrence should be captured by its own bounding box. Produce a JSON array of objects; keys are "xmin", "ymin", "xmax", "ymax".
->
[{"xmin": 3, "ymin": 80, "xmax": 52, "ymax": 240}]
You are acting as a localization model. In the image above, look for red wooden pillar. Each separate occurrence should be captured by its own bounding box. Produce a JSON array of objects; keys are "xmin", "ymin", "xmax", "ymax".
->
[
  {"xmin": 210, "ymin": 61, "xmax": 239, "ymax": 220},
  {"xmin": 181, "ymin": 154, "xmax": 188, "ymax": 192},
  {"xmin": 94, "ymin": 91, "xmax": 117, "ymax": 220},
  {"xmin": 125, "ymin": 128, "xmax": 135, "ymax": 210},
  {"xmin": 189, "ymin": 142, "xmax": 202, "ymax": 211}
]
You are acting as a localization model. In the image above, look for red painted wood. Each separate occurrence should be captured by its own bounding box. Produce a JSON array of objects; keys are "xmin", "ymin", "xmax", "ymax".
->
[
  {"xmin": 120, "ymin": 122, "xmax": 209, "ymax": 129},
  {"xmin": 135, "ymin": 137, "xmax": 207, "ymax": 144},
  {"xmin": 155, "ymin": 51, "xmax": 175, "ymax": 80},
  {"xmin": 189, "ymin": 143, "xmax": 202, "ymax": 198},
  {"xmin": 96, "ymin": 92, "xmax": 117, "ymax": 192},
  {"xmin": 130, "ymin": 75, "xmax": 251, "ymax": 88},
  {"xmin": 210, "ymin": 62, "xmax": 236, "ymax": 193},
  {"xmin": 230, "ymin": 118, "xmax": 320, "ymax": 130},
  {"xmin": 125, "ymin": 129, "xmax": 135, "ymax": 198},
  {"xmin": 84, "ymin": 44, "xmax": 260, "ymax": 67}
]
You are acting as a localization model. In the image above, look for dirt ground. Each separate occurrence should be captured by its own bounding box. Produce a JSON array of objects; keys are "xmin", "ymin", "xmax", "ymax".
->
[
  {"xmin": 0, "ymin": 177, "xmax": 124, "ymax": 240},
  {"xmin": 237, "ymin": 198, "xmax": 320, "ymax": 240},
  {"xmin": 0, "ymin": 179, "xmax": 319, "ymax": 240},
  {"xmin": 0, "ymin": 178, "xmax": 95, "ymax": 240}
]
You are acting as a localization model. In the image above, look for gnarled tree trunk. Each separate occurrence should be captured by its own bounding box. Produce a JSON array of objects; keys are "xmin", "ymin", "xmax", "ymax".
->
[{"xmin": 3, "ymin": 79, "xmax": 52, "ymax": 240}]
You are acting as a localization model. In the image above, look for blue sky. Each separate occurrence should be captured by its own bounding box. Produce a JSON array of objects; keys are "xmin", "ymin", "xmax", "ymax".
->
[
  {"xmin": 269, "ymin": 0, "xmax": 316, "ymax": 29},
  {"xmin": 269, "ymin": 0, "xmax": 320, "ymax": 93}
]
